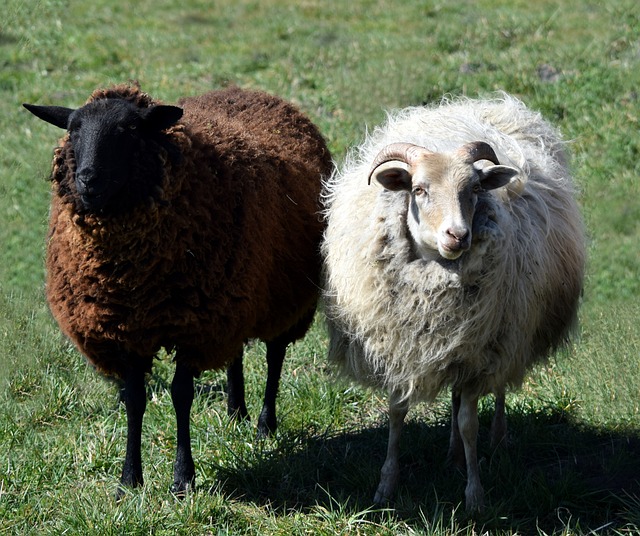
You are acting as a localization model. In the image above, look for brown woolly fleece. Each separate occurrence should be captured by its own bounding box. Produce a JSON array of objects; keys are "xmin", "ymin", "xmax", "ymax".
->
[{"xmin": 46, "ymin": 84, "xmax": 332, "ymax": 379}]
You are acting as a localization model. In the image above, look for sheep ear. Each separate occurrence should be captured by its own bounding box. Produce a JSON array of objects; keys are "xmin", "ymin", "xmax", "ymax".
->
[
  {"xmin": 141, "ymin": 105, "xmax": 183, "ymax": 131},
  {"xmin": 23, "ymin": 104, "xmax": 75, "ymax": 130},
  {"xmin": 478, "ymin": 165, "xmax": 519, "ymax": 191},
  {"xmin": 371, "ymin": 161, "xmax": 412, "ymax": 191}
]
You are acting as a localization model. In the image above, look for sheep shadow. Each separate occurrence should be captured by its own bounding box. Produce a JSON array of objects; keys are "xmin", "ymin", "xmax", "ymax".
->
[{"xmin": 211, "ymin": 405, "xmax": 640, "ymax": 534}]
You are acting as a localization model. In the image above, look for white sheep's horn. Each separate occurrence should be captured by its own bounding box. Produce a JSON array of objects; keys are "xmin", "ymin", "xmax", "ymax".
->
[
  {"xmin": 459, "ymin": 141, "xmax": 500, "ymax": 165},
  {"xmin": 367, "ymin": 143, "xmax": 433, "ymax": 185}
]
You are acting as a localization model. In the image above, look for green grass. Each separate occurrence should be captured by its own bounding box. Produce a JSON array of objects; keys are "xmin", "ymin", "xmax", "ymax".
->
[{"xmin": 1, "ymin": 0, "xmax": 640, "ymax": 533}]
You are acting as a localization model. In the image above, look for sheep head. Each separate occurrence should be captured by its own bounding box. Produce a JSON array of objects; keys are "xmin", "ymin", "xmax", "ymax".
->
[
  {"xmin": 24, "ymin": 98, "xmax": 183, "ymax": 215},
  {"xmin": 368, "ymin": 141, "xmax": 518, "ymax": 261}
]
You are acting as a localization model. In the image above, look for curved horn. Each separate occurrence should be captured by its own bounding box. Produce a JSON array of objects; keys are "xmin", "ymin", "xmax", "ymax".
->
[
  {"xmin": 459, "ymin": 141, "xmax": 500, "ymax": 165},
  {"xmin": 367, "ymin": 143, "xmax": 432, "ymax": 185}
]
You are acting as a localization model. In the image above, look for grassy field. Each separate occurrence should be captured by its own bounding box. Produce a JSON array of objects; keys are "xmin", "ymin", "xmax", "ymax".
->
[{"xmin": 1, "ymin": 0, "xmax": 639, "ymax": 533}]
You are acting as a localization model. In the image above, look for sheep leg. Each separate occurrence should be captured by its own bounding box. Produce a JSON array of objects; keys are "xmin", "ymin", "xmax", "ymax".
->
[
  {"xmin": 447, "ymin": 390, "xmax": 466, "ymax": 469},
  {"xmin": 226, "ymin": 352, "xmax": 249, "ymax": 421},
  {"xmin": 118, "ymin": 367, "xmax": 147, "ymax": 498},
  {"xmin": 374, "ymin": 390, "xmax": 408, "ymax": 504},
  {"xmin": 490, "ymin": 390, "xmax": 507, "ymax": 449},
  {"xmin": 458, "ymin": 390, "xmax": 484, "ymax": 511},
  {"xmin": 170, "ymin": 362, "xmax": 196, "ymax": 495},
  {"xmin": 257, "ymin": 338, "xmax": 287, "ymax": 437}
]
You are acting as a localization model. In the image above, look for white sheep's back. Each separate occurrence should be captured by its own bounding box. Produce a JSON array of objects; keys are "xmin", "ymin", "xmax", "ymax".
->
[{"xmin": 322, "ymin": 93, "xmax": 584, "ymax": 403}]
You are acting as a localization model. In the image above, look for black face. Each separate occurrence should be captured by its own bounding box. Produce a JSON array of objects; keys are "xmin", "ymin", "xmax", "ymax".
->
[
  {"xmin": 24, "ymin": 98, "xmax": 183, "ymax": 214},
  {"xmin": 68, "ymin": 100, "xmax": 144, "ymax": 211}
]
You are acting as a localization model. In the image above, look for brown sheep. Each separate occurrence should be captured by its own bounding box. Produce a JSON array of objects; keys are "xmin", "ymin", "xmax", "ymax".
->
[{"xmin": 24, "ymin": 83, "xmax": 331, "ymax": 496}]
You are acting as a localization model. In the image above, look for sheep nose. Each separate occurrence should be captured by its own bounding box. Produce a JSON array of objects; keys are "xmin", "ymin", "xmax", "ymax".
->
[
  {"xmin": 446, "ymin": 227, "xmax": 470, "ymax": 244},
  {"xmin": 76, "ymin": 167, "xmax": 94, "ymax": 184},
  {"xmin": 76, "ymin": 167, "xmax": 101, "ymax": 193}
]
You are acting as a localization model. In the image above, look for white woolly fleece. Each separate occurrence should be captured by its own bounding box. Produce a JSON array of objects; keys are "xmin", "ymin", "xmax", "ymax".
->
[{"xmin": 322, "ymin": 93, "xmax": 585, "ymax": 404}]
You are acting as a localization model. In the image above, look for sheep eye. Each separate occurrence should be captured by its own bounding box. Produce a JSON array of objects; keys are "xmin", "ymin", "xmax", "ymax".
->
[
  {"xmin": 413, "ymin": 186, "xmax": 426, "ymax": 196},
  {"xmin": 472, "ymin": 184, "xmax": 483, "ymax": 194},
  {"xmin": 116, "ymin": 123, "xmax": 137, "ymax": 133}
]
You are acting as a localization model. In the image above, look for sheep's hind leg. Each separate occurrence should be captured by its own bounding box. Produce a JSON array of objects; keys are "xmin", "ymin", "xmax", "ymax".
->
[
  {"xmin": 450, "ymin": 389, "xmax": 507, "ymax": 470},
  {"xmin": 490, "ymin": 390, "xmax": 507, "ymax": 449},
  {"xmin": 458, "ymin": 390, "xmax": 484, "ymax": 512},
  {"xmin": 118, "ymin": 366, "xmax": 147, "ymax": 499},
  {"xmin": 374, "ymin": 390, "xmax": 408, "ymax": 504},
  {"xmin": 226, "ymin": 352, "xmax": 249, "ymax": 421},
  {"xmin": 257, "ymin": 337, "xmax": 287, "ymax": 437},
  {"xmin": 447, "ymin": 391, "xmax": 466, "ymax": 470},
  {"xmin": 171, "ymin": 361, "xmax": 196, "ymax": 496}
]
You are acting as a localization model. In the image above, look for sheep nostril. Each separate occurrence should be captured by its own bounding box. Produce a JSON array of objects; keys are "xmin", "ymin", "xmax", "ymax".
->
[
  {"xmin": 76, "ymin": 168, "xmax": 94, "ymax": 186},
  {"xmin": 446, "ymin": 228, "xmax": 469, "ymax": 243}
]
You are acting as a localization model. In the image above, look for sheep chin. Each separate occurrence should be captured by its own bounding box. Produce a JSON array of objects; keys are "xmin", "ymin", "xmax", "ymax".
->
[
  {"xmin": 438, "ymin": 245, "xmax": 465, "ymax": 261},
  {"xmin": 411, "ymin": 242, "xmax": 441, "ymax": 262}
]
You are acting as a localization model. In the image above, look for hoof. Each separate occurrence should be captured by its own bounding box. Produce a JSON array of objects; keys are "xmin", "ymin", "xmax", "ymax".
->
[
  {"xmin": 115, "ymin": 485, "xmax": 127, "ymax": 502},
  {"xmin": 115, "ymin": 482, "xmax": 140, "ymax": 501},
  {"xmin": 256, "ymin": 410, "xmax": 277, "ymax": 438},
  {"xmin": 170, "ymin": 480, "xmax": 195, "ymax": 499},
  {"xmin": 373, "ymin": 479, "xmax": 397, "ymax": 505},
  {"xmin": 116, "ymin": 473, "xmax": 143, "ymax": 501},
  {"xmin": 227, "ymin": 406, "xmax": 250, "ymax": 422},
  {"xmin": 465, "ymin": 487, "xmax": 485, "ymax": 513},
  {"xmin": 373, "ymin": 490, "xmax": 392, "ymax": 505}
]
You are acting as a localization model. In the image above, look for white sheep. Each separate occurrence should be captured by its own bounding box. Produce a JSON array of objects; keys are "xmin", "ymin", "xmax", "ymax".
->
[{"xmin": 321, "ymin": 93, "xmax": 585, "ymax": 511}]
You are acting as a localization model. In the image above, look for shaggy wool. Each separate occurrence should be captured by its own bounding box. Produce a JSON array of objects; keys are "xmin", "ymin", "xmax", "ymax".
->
[
  {"xmin": 46, "ymin": 84, "xmax": 332, "ymax": 379},
  {"xmin": 322, "ymin": 93, "xmax": 585, "ymax": 403}
]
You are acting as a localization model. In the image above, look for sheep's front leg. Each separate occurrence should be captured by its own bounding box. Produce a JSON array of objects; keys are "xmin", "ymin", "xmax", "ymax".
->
[
  {"xmin": 458, "ymin": 390, "xmax": 484, "ymax": 511},
  {"xmin": 171, "ymin": 362, "xmax": 196, "ymax": 495},
  {"xmin": 257, "ymin": 338, "xmax": 287, "ymax": 437},
  {"xmin": 374, "ymin": 390, "xmax": 408, "ymax": 504},
  {"xmin": 118, "ymin": 366, "xmax": 147, "ymax": 498}
]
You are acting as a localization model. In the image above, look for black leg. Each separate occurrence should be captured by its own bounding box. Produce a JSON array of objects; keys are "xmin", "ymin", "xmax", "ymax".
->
[
  {"xmin": 118, "ymin": 367, "xmax": 147, "ymax": 498},
  {"xmin": 171, "ymin": 361, "xmax": 196, "ymax": 495},
  {"xmin": 226, "ymin": 352, "xmax": 249, "ymax": 421},
  {"xmin": 257, "ymin": 338, "xmax": 287, "ymax": 437}
]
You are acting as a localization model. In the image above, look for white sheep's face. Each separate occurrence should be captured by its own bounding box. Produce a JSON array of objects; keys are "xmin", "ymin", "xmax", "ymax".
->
[{"xmin": 372, "ymin": 153, "xmax": 518, "ymax": 261}]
